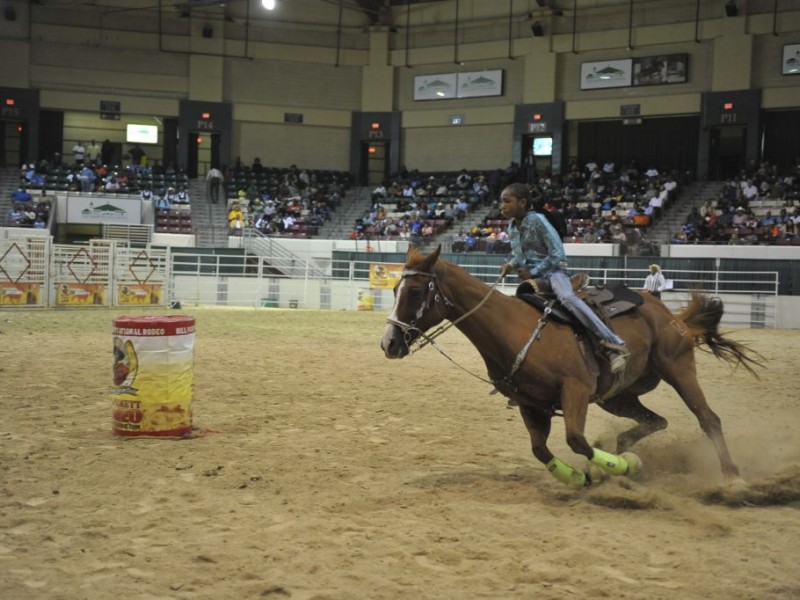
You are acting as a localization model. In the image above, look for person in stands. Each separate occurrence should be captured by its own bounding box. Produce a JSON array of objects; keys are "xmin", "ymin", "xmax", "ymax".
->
[
  {"xmin": 72, "ymin": 141, "xmax": 86, "ymax": 166},
  {"xmin": 206, "ymin": 166, "xmax": 224, "ymax": 204}
]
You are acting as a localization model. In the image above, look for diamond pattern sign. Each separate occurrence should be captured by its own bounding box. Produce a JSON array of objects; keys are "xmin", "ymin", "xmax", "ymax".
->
[{"xmin": 0, "ymin": 243, "xmax": 31, "ymax": 283}]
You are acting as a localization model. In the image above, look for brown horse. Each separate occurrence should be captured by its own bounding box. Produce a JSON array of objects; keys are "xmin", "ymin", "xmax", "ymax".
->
[{"xmin": 381, "ymin": 246, "xmax": 762, "ymax": 490}]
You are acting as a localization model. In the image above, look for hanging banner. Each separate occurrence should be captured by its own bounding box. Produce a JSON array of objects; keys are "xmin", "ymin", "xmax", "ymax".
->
[
  {"xmin": 56, "ymin": 283, "xmax": 107, "ymax": 306},
  {"xmin": 0, "ymin": 283, "xmax": 42, "ymax": 306},
  {"xmin": 66, "ymin": 196, "xmax": 142, "ymax": 225},
  {"xmin": 369, "ymin": 263, "xmax": 404, "ymax": 290},
  {"xmin": 117, "ymin": 284, "xmax": 163, "ymax": 305}
]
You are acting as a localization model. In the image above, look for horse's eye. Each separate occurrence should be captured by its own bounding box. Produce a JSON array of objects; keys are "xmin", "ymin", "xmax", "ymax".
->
[{"xmin": 408, "ymin": 287, "xmax": 423, "ymax": 301}]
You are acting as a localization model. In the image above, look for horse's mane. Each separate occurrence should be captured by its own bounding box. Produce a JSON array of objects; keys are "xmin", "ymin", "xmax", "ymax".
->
[
  {"xmin": 406, "ymin": 247, "xmax": 426, "ymax": 268},
  {"xmin": 405, "ymin": 246, "xmax": 452, "ymax": 281},
  {"xmin": 406, "ymin": 246, "xmax": 498, "ymax": 296}
]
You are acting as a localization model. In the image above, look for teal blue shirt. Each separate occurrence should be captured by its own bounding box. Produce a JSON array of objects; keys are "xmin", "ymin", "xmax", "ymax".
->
[{"xmin": 508, "ymin": 211, "xmax": 567, "ymax": 278}]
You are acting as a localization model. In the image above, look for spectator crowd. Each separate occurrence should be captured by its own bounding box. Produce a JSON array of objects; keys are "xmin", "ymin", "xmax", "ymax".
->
[
  {"xmin": 8, "ymin": 144, "xmax": 799, "ymax": 250},
  {"xmin": 350, "ymin": 158, "xmax": 689, "ymax": 253},
  {"xmin": 669, "ymin": 160, "xmax": 800, "ymax": 245},
  {"xmin": 218, "ymin": 159, "xmax": 352, "ymax": 237}
]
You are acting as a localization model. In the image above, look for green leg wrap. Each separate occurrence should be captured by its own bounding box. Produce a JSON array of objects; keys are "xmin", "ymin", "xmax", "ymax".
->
[
  {"xmin": 591, "ymin": 448, "xmax": 629, "ymax": 476},
  {"xmin": 546, "ymin": 457, "xmax": 587, "ymax": 490}
]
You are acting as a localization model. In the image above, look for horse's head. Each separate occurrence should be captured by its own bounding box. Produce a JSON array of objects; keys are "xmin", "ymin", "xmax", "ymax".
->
[{"xmin": 381, "ymin": 245, "xmax": 446, "ymax": 359}]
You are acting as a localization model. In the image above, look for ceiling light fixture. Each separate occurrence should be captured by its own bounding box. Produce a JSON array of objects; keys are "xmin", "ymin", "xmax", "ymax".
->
[{"xmin": 261, "ymin": 0, "xmax": 275, "ymax": 10}]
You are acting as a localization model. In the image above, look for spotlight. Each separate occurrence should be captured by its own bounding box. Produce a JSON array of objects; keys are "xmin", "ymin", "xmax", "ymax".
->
[
  {"xmin": 724, "ymin": 0, "xmax": 738, "ymax": 17},
  {"xmin": 202, "ymin": 24, "xmax": 213, "ymax": 38},
  {"xmin": 531, "ymin": 22, "xmax": 544, "ymax": 37},
  {"xmin": 262, "ymin": 0, "xmax": 276, "ymax": 9}
]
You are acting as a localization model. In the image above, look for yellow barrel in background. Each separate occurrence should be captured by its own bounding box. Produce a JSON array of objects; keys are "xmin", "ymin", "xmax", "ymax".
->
[
  {"xmin": 111, "ymin": 315, "xmax": 195, "ymax": 437},
  {"xmin": 357, "ymin": 288, "xmax": 374, "ymax": 311}
]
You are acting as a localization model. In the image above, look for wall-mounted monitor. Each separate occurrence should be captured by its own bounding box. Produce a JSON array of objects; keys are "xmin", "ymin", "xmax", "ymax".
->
[
  {"xmin": 532, "ymin": 137, "xmax": 553, "ymax": 157},
  {"xmin": 783, "ymin": 44, "xmax": 800, "ymax": 75},
  {"xmin": 126, "ymin": 124, "xmax": 158, "ymax": 144}
]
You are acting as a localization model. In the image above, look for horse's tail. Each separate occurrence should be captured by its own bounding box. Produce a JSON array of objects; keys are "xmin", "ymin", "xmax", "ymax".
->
[{"xmin": 678, "ymin": 292, "xmax": 764, "ymax": 378}]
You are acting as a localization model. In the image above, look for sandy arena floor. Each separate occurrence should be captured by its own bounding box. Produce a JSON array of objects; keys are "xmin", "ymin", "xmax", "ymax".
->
[{"xmin": 0, "ymin": 307, "xmax": 799, "ymax": 600}]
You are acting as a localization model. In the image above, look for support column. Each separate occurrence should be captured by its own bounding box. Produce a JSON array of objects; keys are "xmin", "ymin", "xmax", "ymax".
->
[{"xmin": 361, "ymin": 29, "xmax": 394, "ymax": 112}]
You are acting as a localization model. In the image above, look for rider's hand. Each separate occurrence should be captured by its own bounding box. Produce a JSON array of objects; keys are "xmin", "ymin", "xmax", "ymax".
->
[
  {"xmin": 500, "ymin": 263, "xmax": 513, "ymax": 277},
  {"xmin": 519, "ymin": 268, "xmax": 533, "ymax": 281}
]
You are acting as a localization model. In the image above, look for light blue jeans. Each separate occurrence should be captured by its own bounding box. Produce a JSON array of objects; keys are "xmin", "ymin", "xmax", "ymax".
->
[{"xmin": 548, "ymin": 269, "xmax": 625, "ymax": 346}]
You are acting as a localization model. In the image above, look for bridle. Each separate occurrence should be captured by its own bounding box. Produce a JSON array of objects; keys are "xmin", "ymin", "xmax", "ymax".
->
[
  {"xmin": 386, "ymin": 266, "xmax": 553, "ymax": 391},
  {"xmin": 385, "ymin": 268, "xmax": 456, "ymax": 353},
  {"xmin": 385, "ymin": 267, "xmax": 503, "ymax": 385}
]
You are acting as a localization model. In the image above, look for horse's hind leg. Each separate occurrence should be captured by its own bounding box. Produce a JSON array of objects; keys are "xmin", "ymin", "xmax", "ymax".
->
[
  {"xmin": 661, "ymin": 363, "xmax": 740, "ymax": 480},
  {"xmin": 598, "ymin": 392, "xmax": 668, "ymax": 453}
]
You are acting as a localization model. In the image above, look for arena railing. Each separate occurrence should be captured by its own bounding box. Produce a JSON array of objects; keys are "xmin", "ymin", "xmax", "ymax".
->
[{"xmin": 167, "ymin": 250, "xmax": 779, "ymax": 328}]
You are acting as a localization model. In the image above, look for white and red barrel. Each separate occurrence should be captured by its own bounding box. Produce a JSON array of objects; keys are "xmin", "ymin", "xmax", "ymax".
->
[{"xmin": 111, "ymin": 316, "xmax": 195, "ymax": 437}]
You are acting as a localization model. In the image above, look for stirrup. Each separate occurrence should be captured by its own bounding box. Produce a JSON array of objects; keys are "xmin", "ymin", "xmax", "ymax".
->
[
  {"xmin": 599, "ymin": 341, "xmax": 629, "ymax": 374},
  {"xmin": 607, "ymin": 351, "xmax": 628, "ymax": 374},
  {"xmin": 599, "ymin": 340, "xmax": 627, "ymax": 353}
]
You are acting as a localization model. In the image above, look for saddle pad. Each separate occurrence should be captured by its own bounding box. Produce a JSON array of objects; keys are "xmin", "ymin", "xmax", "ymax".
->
[
  {"xmin": 515, "ymin": 293, "xmax": 574, "ymax": 324},
  {"xmin": 516, "ymin": 281, "xmax": 643, "ymax": 322},
  {"xmin": 586, "ymin": 282, "xmax": 644, "ymax": 319}
]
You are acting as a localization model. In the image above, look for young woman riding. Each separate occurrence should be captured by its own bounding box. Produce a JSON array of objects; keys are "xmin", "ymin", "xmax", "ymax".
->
[{"xmin": 499, "ymin": 183, "xmax": 629, "ymax": 374}]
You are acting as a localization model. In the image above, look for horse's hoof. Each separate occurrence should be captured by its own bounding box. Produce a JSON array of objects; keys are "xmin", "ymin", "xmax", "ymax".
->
[
  {"xmin": 726, "ymin": 477, "xmax": 747, "ymax": 493},
  {"xmin": 584, "ymin": 465, "xmax": 607, "ymax": 487},
  {"xmin": 620, "ymin": 452, "xmax": 642, "ymax": 477}
]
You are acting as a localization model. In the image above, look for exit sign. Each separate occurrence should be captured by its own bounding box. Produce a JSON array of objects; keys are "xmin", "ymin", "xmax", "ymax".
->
[{"xmin": 620, "ymin": 104, "xmax": 641, "ymax": 117}]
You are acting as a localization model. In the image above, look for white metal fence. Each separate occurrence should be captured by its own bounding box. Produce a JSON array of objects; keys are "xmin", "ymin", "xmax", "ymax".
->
[
  {"xmin": 169, "ymin": 252, "xmax": 779, "ymax": 328},
  {"xmin": 0, "ymin": 238, "xmax": 169, "ymax": 308},
  {"xmin": 0, "ymin": 238, "xmax": 780, "ymax": 327}
]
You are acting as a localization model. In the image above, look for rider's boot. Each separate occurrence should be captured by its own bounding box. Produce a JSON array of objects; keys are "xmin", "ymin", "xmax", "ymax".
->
[{"xmin": 600, "ymin": 341, "xmax": 630, "ymax": 374}]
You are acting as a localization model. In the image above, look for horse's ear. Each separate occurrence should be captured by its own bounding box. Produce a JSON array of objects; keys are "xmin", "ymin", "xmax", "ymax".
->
[{"xmin": 419, "ymin": 244, "xmax": 442, "ymax": 272}]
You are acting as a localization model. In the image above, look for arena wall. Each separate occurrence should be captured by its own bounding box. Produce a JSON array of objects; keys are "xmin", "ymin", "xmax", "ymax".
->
[
  {"xmin": 1, "ymin": 230, "xmax": 797, "ymax": 327},
  {"xmin": 3, "ymin": 1, "xmax": 798, "ymax": 171},
  {"xmin": 168, "ymin": 274, "xmax": 800, "ymax": 329}
]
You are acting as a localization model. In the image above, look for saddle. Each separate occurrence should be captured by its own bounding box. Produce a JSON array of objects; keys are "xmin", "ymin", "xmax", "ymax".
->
[{"xmin": 516, "ymin": 274, "xmax": 643, "ymax": 325}]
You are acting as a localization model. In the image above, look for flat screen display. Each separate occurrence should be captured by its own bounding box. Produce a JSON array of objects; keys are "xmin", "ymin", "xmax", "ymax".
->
[
  {"xmin": 532, "ymin": 137, "xmax": 553, "ymax": 157},
  {"xmin": 126, "ymin": 124, "xmax": 158, "ymax": 144}
]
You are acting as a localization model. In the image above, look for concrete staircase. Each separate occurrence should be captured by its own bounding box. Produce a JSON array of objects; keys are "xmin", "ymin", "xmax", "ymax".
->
[
  {"xmin": 1, "ymin": 167, "xmax": 20, "ymax": 221},
  {"xmin": 189, "ymin": 178, "xmax": 229, "ymax": 247},
  {"xmin": 647, "ymin": 181, "xmax": 724, "ymax": 244},
  {"xmin": 310, "ymin": 186, "xmax": 497, "ymax": 245},
  {"xmin": 426, "ymin": 202, "xmax": 496, "ymax": 252},
  {"xmin": 316, "ymin": 186, "xmax": 374, "ymax": 239},
  {"xmin": 449, "ymin": 205, "xmax": 494, "ymax": 237}
]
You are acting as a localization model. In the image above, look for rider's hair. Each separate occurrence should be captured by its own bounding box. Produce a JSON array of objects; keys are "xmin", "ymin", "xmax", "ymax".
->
[
  {"xmin": 504, "ymin": 182, "xmax": 533, "ymax": 209},
  {"xmin": 504, "ymin": 182, "xmax": 566, "ymax": 238}
]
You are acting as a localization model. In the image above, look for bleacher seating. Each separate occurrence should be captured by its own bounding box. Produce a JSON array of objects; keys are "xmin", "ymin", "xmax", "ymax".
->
[
  {"xmin": 223, "ymin": 165, "xmax": 352, "ymax": 238},
  {"xmin": 154, "ymin": 208, "xmax": 193, "ymax": 234},
  {"xmin": 19, "ymin": 162, "xmax": 190, "ymax": 195}
]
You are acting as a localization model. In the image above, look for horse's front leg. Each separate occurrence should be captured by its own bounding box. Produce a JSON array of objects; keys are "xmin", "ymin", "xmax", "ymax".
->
[
  {"xmin": 519, "ymin": 404, "xmax": 588, "ymax": 490},
  {"xmin": 561, "ymin": 379, "xmax": 643, "ymax": 487}
]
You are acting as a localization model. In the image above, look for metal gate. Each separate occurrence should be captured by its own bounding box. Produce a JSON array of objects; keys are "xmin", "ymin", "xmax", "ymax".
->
[
  {"xmin": 52, "ymin": 241, "xmax": 113, "ymax": 306},
  {"xmin": 0, "ymin": 236, "xmax": 50, "ymax": 308},
  {"xmin": 49, "ymin": 241, "xmax": 169, "ymax": 308},
  {"xmin": 113, "ymin": 245, "xmax": 170, "ymax": 307}
]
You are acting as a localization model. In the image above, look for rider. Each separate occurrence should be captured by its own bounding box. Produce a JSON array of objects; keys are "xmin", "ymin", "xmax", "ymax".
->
[{"xmin": 499, "ymin": 183, "xmax": 629, "ymax": 374}]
